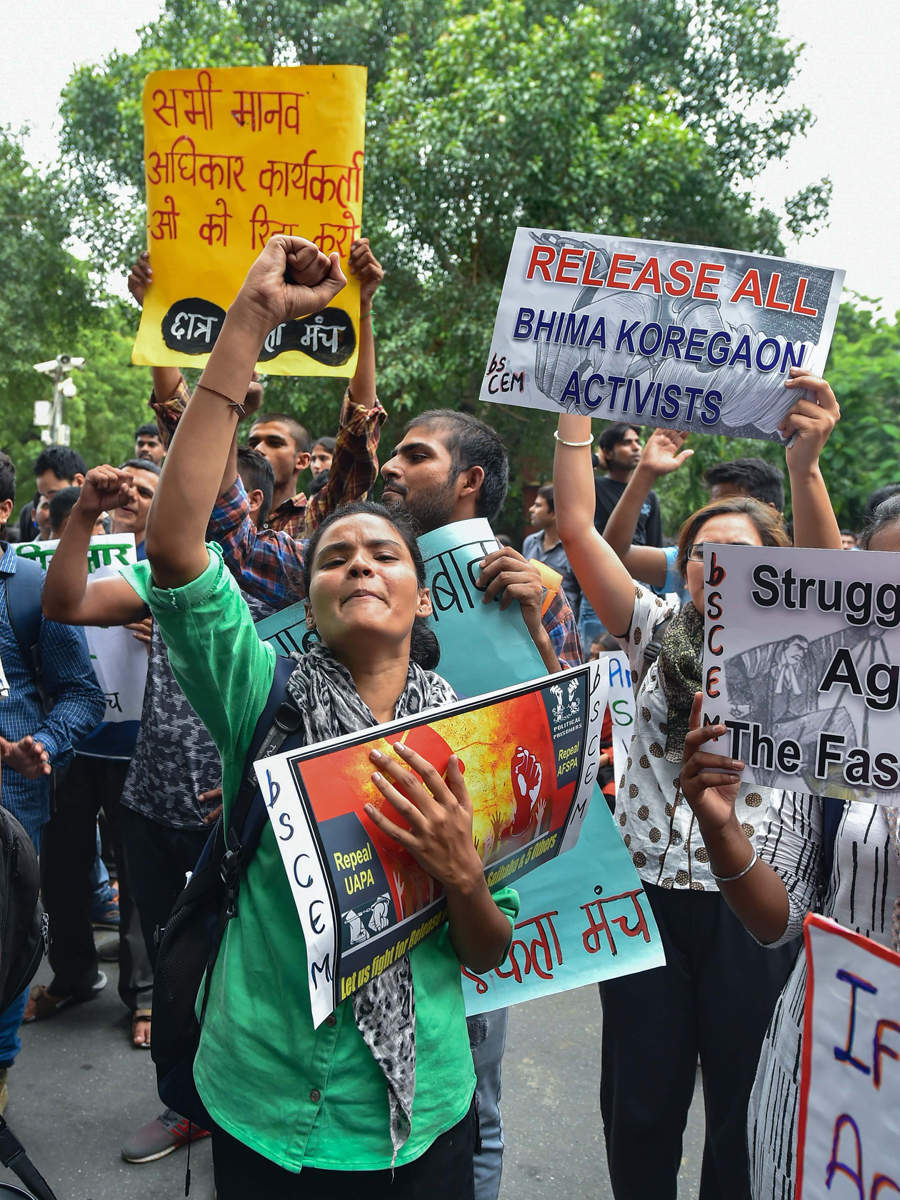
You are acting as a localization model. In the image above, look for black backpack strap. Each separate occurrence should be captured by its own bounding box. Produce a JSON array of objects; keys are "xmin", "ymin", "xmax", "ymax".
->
[
  {"xmin": 226, "ymin": 655, "xmax": 301, "ymax": 850},
  {"xmin": 195, "ymin": 654, "xmax": 301, "ymax": 1029},
  {"xmin": 0, "ymin": 1113, "xmax": 59, "ymax": 1200},
  {"xmin": 638, "ymin": 613, "xmax": 674, "ymax": 689}
]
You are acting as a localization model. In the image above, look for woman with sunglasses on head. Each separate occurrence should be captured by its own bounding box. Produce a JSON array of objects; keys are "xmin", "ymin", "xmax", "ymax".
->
[
  {"xmin": 680, "ymin": 493, "xmax": 900, "ymax": 1199},
  {"xmin": 552, "ymin": 375, "xmax": 841, "ymax": 1200},
  {"xmin": 110, "ymin": 236, "xmax": 518, "ymax": 1199}
]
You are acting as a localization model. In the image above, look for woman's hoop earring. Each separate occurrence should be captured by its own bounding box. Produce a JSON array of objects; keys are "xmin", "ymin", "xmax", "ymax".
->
[{"xmin": 301, "ymin": 628, "xmax": 321, "ymax": 653}]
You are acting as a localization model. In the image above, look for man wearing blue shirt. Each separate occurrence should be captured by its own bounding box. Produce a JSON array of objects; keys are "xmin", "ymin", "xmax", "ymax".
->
[{"xmin": 0, "ymin": 451, "xmax": 105, "ymax": 1110}]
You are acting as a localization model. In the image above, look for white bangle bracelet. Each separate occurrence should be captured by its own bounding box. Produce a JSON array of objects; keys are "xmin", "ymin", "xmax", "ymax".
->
[
  {"xmin": 710, "ymin": 848, "xmax": 758, "ymax": 884},
  {"xmin": 553, "ymin": 429, "xmax": 594, "ymax": 448}
]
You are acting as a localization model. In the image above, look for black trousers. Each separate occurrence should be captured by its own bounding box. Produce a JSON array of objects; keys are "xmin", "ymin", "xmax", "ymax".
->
[
  {"xmin": 598, "ymin": 882, "xmax": 798, "ymax": 1200},
  {"xmin": 119, "ymin": 806, "xmax": 209, "ymax": 970},
  {"xmin": 41, "ymin": 755, "xmax": 153, "ymax": 1011},
  {"xmin": 211, "ymin": 1101, "xmax": 476, "ymax": 1200}
]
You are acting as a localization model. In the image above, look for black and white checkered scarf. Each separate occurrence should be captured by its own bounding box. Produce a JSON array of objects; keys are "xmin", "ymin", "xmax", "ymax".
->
[{"xmin": 285, "ymin": 642, "xmax": 457, "ymax": 1158}]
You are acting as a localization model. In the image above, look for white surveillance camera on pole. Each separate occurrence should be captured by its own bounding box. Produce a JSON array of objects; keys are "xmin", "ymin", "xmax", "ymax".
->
[{"xmin": 32, "ymin": 354, "xmax": 85, "ymax": 446}]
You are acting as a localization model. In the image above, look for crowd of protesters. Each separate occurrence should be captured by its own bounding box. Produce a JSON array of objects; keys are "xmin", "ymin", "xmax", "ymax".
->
[{"xmin": 0, "ymin": 230, "xmax": 896, "ymax": 1200}]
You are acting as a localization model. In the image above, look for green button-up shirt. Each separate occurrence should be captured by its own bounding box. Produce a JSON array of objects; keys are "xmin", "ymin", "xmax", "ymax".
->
[{"xmin": 124, "ymin": 547, "xmax": 518, "ymax": 1171}]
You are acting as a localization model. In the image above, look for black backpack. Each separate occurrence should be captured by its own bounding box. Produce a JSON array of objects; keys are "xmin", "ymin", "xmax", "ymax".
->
[
  {"xmin": 0, "ymin": 807, "xmax": 45, "ymax": 1015},
  {"xmin": 151, "ymin": 656, "xmax": 301, "ymax": 1127}
]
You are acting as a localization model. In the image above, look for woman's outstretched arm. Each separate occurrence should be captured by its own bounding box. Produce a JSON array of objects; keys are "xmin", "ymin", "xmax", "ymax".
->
[
  {"xmin": 553, "ymin": 413, "xmax": 638, "ymax": 638},
  {"xmin": 146, "ymin": 237, "xmax": 345, "ymax": 588},
  {"xmin": 780, "ymin": 369, "xmax": 842, "ymax": 550}
]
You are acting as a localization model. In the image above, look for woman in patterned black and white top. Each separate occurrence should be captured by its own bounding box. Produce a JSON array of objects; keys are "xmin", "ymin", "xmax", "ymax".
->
[
  {"xmin": 553, "ymin": 371, "xmax": 842, "ymax": 1200},
  {"xmin": 681, "ymin": 495, "xmax": 900, "ymax": 1199}
]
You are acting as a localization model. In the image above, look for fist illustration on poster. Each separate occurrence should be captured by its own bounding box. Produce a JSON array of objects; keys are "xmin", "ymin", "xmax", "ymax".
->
[{"xmin": 512, "ymin": 747, "xmax": 543, "ymax": 822}]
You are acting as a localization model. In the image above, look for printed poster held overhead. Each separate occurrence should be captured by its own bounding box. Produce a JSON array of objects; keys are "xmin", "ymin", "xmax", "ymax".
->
[
  {"xmin": 701, "ymin": 544, "xmax": 900, "ymax": 804},
  {"xmin": 480, "ymin": 228, "xmax": 844, "ymax": 441},
  {"xmin": 254, "ymin": 662, "xmax": 606, "ymax": 1026},
  {"xmin": 134, "ymin": 65, "xmax": 366, "ymax": 377}
]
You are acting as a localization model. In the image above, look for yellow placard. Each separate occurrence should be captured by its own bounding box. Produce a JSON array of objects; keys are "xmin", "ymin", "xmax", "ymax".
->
[{"xmin": 133, "ymin": 65, "xmax": 367, "ymax": 377}]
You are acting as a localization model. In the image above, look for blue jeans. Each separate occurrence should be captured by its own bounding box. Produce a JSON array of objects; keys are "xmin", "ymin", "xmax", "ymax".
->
[
  {"xmin": 467, "ymin": 1007, "xmax": 509, "ymax": 1200},
  {"xmin": 89, "ymin": 823, "xmax": 115, "ymax": 905},
  {"xmin": 0, "ymin": 818, "xmax": 42, "ymax": 1067}
]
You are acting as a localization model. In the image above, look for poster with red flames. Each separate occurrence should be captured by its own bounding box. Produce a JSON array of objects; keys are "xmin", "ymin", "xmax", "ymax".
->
[{"xmin": 254, "ymin": 661, "xmax": 605, "ymax": 1025}]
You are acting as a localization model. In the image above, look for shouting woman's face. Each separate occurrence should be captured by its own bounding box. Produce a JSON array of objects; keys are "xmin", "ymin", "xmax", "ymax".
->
[{"xmin": 307, "ymin": 513, "xmax": 432, "ymax": 654}]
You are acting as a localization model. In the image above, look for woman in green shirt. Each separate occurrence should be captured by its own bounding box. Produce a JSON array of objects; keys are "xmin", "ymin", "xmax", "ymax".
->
[{"xmin": 115, "ymin": 237, "xmax": 518, "ymax": 1197}]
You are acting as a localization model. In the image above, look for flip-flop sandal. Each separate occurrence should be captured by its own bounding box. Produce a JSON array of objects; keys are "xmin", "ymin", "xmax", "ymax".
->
[
  {"xmin": 131, "ymin": 1009, "xmax": 152, "ymax": 1050},
  {"xmin": 24, "ymin": 973, "xmax": 107, "ymax": 1023}
]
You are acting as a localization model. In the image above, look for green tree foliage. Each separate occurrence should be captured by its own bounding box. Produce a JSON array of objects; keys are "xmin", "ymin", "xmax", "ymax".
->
[
  {"xmin": 56, "ymin": 0, "xmax": 842, "ymax": 535},
  {"xmin": 0, "ymin": 129, "xmax": 95, "ymax": 506},
  {"xmin": 59, "ymin": 2, "xmax": 265, "ymax": 266},
  {"xmin": 818, "ymin": 300, "xmax": 900, "ymax": 529},
  {"xmin": 62, "ymin": 305, "xmax": 158, "ymax": 473},
  {"xmin": 652, "ymin": 299, "xmax": 900, "ymax": 538}
]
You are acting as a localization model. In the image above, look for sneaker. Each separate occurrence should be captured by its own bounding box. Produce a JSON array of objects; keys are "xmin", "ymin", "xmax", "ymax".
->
[{"xmin": 121, "ymin": 1109, "xmax": 210, "ymax": 1164}]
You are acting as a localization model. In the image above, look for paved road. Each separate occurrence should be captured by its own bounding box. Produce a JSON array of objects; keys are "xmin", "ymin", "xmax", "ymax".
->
[{"xmin": 6, "ymin": 940, "xmax": 703, "ymax": 1199}]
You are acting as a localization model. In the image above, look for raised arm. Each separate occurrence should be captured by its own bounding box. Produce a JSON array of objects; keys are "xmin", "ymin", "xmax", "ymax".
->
[
  {"xmin": 145, "ymin": 237, "xmax": 346, "ymax": 589},
  {"xmin": 780, "ymin": 368, "xmax": 842, "ymax": 550},
  {"xmin": 127, "ymin": 251, "xmax": 184, "ymax": 421},
  {"xmin": 347, "ymin": 237, "xmax": 382, "ymax": 412},
  {"xmin": 42, "ymin": 466, "xmax": 149, "ymax": 626},
  {"xmin": 603, "ymin": 428, "xmax": 692, "ymax": 587},
  {"xmin": 301, "ymin": 239, "xmax": 386, "ymax": 535},
  {"xmin": 553, "ymin": 413, "xmax": 637, "ymax": 638}
]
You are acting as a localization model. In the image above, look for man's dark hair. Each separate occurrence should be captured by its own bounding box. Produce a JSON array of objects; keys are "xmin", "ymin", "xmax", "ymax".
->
[
  {"xmin": 597, "ymin": 423, "xmax": 640, "ymax": 456},
  {"xmin": 32, "ymin": 445, "xmax": 87, "ymax": 481},
  {"xmin": 704, "ymin": 457, "xmax": 785, "ymax": 512},
  {"xmin": 863, "ymin": 483, "xmax": 900, "ymax": 524},
  {"xmin": 49, "ymin": 486, "xmax": 82, "ymax": 535},
  {"xmin": 119, "ymin": 458, "xmax": 162, "ymax": 476},
  {"xmin": 404, "ymin": 411, "xmax": 509, "ymax": 522},
  {"xmin": 135, "ymin": 422, "xmax": 160, "ymax": 440},
  {"xmin": 251, "ymin": 412, "xmax": 312, "ymax": 455},
  {"xmin": 536, "ymin": 483, "xmax": 555, "ymax": 512},
  {"xmin": 0, "ymin": 452, "xmax": 15, "ymax": 505},
  {"xmin": 237, "ymin": 446, "xmax": 275, "ymax": 526}
]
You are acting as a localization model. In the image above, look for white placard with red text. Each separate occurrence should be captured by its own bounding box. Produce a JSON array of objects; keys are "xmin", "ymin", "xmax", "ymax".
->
[{"xmin": 796, "ymin": 914, "xmax": 900, "ymax": 1199}]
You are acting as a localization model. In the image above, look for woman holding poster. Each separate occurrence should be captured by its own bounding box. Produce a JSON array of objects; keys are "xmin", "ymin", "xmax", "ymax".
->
[
  {"xmin": 553, "ymin": 378, "xmax": 840, "ymax": 1200},
  {"xmin": 680, "ymin": 495, "xmax": 900, "ymax": 1199},
  {"xmin": 119, "ymin": 237, "xmax": 518, "ymax": 1198}
]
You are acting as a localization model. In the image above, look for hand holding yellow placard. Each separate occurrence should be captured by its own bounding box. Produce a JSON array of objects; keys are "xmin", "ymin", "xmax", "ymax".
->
[{"xmin": 133, "ymin": 65, "xmax": 366, "ymax": 377}]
